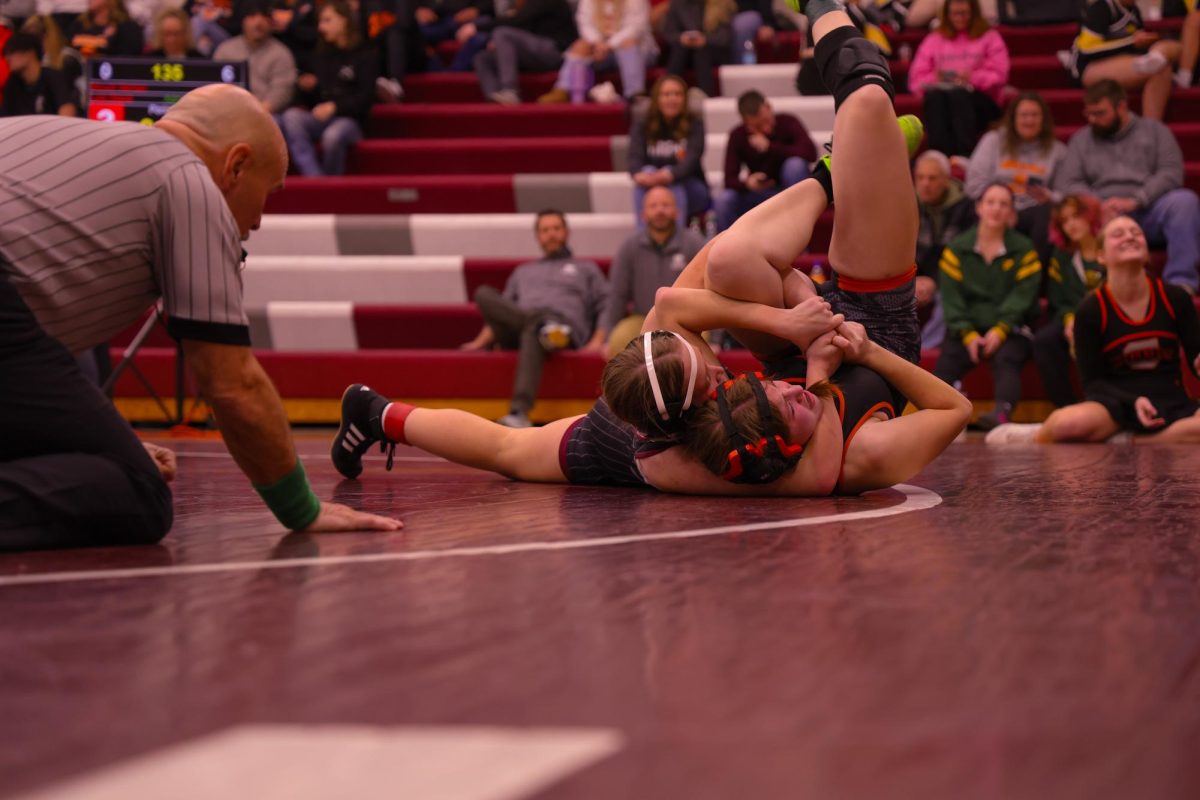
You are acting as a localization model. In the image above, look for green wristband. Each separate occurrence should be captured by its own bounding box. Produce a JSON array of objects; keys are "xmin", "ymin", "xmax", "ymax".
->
[{"xmin": 254, "ymin": 461, "xmax": 322, "ymax": 530}]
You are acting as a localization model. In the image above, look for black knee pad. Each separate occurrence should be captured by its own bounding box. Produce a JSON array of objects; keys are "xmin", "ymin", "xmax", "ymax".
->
[{"xmin": 813, "ymin": 26, "xmax": 895, "ymax": 110}]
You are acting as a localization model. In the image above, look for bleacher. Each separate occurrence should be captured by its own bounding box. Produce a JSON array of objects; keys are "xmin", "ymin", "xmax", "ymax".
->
[{"xmin": 109, "ymin": 19, "xmax": 1200, "ymax": 424}]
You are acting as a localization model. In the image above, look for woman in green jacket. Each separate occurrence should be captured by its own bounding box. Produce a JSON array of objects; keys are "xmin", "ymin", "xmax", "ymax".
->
[
  {"xmin": 933, "ymin": 182, "xmax": 1042, "ymax": 430},
  {"xmin": 1033, "ymin": 194, "xmax": 1106, "ymax": 408}
]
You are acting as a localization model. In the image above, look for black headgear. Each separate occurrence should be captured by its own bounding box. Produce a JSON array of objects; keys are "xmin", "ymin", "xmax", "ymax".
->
[{"xmin": 711, "ymin": 372, "xmax": 804, "ymax": 484}]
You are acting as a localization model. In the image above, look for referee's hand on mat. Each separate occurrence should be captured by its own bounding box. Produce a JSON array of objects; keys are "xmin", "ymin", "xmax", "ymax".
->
[
  {"xmin": 143, "ymin": 442, "xmax": 177, "ymax": 483},
  {"xmin": 302, "ymin": 502, "xmax": 404, "ymax": 532}
]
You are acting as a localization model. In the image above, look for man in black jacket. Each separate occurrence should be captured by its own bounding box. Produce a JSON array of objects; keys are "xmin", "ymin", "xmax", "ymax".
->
[
  {"xmin": 1, "ymin": 33, "xmax": 77, "ymax": 118},
  {"xmin": 471, "ymin": 0, "xmax": 577, "ymax": 104},
  {"xmin": 914, "ymin": 149, "xmax": 976, "ymax": 348}
]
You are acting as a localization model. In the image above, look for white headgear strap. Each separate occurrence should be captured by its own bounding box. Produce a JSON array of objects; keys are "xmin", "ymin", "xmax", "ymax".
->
[{"xmin": 643, "ymin": 330, "xmax": 699, "ymax": 422}]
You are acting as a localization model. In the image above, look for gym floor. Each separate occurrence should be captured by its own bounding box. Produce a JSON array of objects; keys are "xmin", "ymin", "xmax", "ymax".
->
[{"xmin": 2, "ymin": 435, "xmax": 1199, "ymax": 799}]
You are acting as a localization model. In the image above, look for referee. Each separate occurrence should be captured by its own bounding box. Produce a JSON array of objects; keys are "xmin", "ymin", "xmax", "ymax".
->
[{"xmin": 0, "ymin": 84, "xmax": 401, "ymax": 550}]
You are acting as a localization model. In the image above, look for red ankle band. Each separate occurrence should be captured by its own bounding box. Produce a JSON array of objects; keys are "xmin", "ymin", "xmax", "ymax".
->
[{"xmin": 382, "ymin": 402, "xmax": 416, "ymax": 445}]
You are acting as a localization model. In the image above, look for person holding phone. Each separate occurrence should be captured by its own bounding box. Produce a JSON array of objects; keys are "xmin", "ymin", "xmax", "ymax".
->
[
  {"xmin": 907, "ymin": 0, "xmax": 1009, "ymax": 157},
  {"xmin": 965, "ymin": 90, "xmax": 1066, "ymax": 260},
  {"xmin": 662, "ymin": 0, "xmax": 735, "ymax": 96}
]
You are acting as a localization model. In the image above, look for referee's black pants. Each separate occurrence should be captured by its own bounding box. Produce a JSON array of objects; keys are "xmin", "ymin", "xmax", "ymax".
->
[{"xmin": 0, "ymin": 272, "xmax": 172, "ymax": 551}]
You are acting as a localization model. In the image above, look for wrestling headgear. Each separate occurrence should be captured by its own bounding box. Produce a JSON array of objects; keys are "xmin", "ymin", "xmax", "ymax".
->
[{"xmin": 711, "ymin": 372, "xmax": 805, "ymax": 484}]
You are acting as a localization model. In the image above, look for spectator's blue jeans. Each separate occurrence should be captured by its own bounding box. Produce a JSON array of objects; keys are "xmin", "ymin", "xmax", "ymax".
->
[
  {"xmin": 280, "ymin": 108, "xmax": 363, "ymax": 177},
  {"xmin": 191, "ymin": 16, "xmax": 231, "ymax": 56},
  {"xmin": 421, "ymin": 16, "xmax": 461, "ymax": 43},
  {"xmin": 450, "ymin": 31, "xmax": 491, "ymax": 72},
  {"xmin": 731, "ymin": 11, "xmax": 764, "ymax": 61},
  {"xmin": 714, "ymin": 156, "xmax": 809, "ymax": 231},
  {"xmin": 422, "ymin": 16, "xmax": 494, "ymax": 71},
  {"xmin": 1134, "ymin": 188, "xmax": 1200, "ymax": 292},
  {"xmin": 633, "ymin": 167, "xmax": 712, "ymax": 229},
  {"xmin": 920, "ymin": 295, "xmax": 946, "ymax": 350}
]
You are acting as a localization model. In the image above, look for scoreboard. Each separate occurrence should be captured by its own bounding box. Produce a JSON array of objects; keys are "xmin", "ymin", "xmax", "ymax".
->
[{"xmin": 86, "ymin": 57, "xmax": 250, "ymax": 124}]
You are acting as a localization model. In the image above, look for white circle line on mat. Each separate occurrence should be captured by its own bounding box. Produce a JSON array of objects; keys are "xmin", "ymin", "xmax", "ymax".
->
[{"xmin": 0, "ymin": 485, "xmax": 941, "ymax": 588}]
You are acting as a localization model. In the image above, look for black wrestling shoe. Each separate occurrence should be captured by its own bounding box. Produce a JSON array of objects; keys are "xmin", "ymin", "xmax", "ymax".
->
[{"xmin": 331, "ymin": 384, "xmax": 392, "ymax": 479}]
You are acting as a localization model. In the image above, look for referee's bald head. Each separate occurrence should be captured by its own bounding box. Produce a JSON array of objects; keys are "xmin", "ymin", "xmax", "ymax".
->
[{"xmin": 157, "ymin": 84, "xmax": 288, "ymax": 240}]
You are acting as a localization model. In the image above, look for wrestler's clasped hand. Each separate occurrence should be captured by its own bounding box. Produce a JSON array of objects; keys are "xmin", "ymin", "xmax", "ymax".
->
[
  {"xmin": 832, "ymin": 321, "xmax": 871, "ymax": 363},
  {"xmin": 780, "ymin": 295, "xmax": 844, "ymax": 349}
]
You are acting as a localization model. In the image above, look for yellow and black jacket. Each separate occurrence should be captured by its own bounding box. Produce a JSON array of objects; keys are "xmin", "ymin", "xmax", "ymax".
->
[
  {"xmin": 1068, "ymin": 0, "xmax": 1143, "ymax": 80},
  {"xmin": 939, "ymin": 227, "xmax": 1042, "ymax": 344},
  {"xmin": 1046, "ymin": 247, "xmax": 1105, "ymax": 330}
]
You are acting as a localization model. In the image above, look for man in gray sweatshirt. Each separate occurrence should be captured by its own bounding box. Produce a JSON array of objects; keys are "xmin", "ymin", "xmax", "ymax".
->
[
  {"xmin": 462, "ymin": 210, "xmax": 608, "ymax": 427},
  {"xmin": 592, "ymin": 186, "xmax": 706, "ymax": 359},
  {"xmin": 213, "ymin": 2, "xmax": 298, "ymax": 115},
  {"xmin": 1054, "ymin": 79, "xmax": 1200, "ymax": 293}
]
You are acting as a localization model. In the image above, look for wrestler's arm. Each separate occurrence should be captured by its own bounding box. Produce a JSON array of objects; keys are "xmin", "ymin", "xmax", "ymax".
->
[
  {"xmin": 638, "ymin": 238, "xmax": 716, "ymax": 335},
  {"xmin": 637, "ymin": 239, "xmax": 726, "ymax": 365},
  {"xmin": 653, "ymin": 286, "xmax": 843, "ymax": 352},
  {"xmin": 838, "ymin": 335, "xmax": 972, "ymax": 494}
]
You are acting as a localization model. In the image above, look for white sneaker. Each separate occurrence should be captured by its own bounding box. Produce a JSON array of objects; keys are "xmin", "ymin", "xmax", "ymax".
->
[
  {"xmin": 588, "ymin": 81, "xmax": 621, "ymax": 104},
  {"xmin": 489, "ymin": 90, "xmax": 520, "ymax": 105},
  {"xmin": 985, "ymin": 423, "xmax": 1042, "ymax": 445},
  {"xmin": 1107, "ymin": 431, "xmax": 1133, "ymax": 444},
  {"xmin": 375, "ymin": 77, "xmax": 404, "ymax": 102},
  {"xmin": 498, "ymin": 411, "xmax": 532, "ymax": 428}
]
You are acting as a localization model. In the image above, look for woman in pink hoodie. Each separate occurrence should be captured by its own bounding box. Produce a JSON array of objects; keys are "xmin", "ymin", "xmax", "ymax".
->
[{"xmin": 908, "ymin": 0, "xmax": 1009, "ymax": 157}]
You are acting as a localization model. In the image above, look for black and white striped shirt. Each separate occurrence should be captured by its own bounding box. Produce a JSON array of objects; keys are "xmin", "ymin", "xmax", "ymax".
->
[{"xmin": 0, "ymin": 115, "xmax": 249, "ymax": 354}]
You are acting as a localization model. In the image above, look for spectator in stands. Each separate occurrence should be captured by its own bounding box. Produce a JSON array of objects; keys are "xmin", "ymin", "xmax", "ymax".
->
[
  {"xmin": 1164, "ymin": 0, "xmax": 1200, "ymax": 87},
  {"xmin": 214, "ymin": 2, "xmax": 297, "ymax": 115},
  {"xmin": 629, "ymin": 74, "xmax": 709, "ymax": 230},
  {"xmin": 1, "ymin": 31, "xmax": 75, "ymax": 116},
  {"xmin": 1055, "ymin": 79, "xmax": 1200, "ymax": 294},
  {"xmin": 1067, "ymin": 0, "xmax": 1181, "ymax": 121},
  {"xmin": 594, "ymin": 186, "xmax": 706, "ymax": 359},
  {"xmin": 714, "ymin": 90, "xmax": 815, "ymax": 232},
  {"xmin": 361, "ymin": 0, "xmax": 425, "ymax": 102},
  {"xmin": 1034, "ymin": 194, "xmax": 1105, "ymax": 408},
  {"xmin": 472, "ymin": 0, "xmax": 576, "ymax": 105},
  {"xmin": 661, "ymin": 0, "xmax": 734, "ymax": 97},
  {"xmin": 417, "ymin": 0, "xmax": 493, "ymax": 72},
  {"xmin": 1, "ymin": 1, "xmax": 33, "ymax": 25},
  {"xmin": 188, "ymin": 0, "xmax": 239, "ymax": 55},
  {"xmin": 934, "ymin": 182, "xmax": 1041, "ymax": 430},
  {"xmin": 907, "ymin": 0, "xmax": 1008, "ymax": 157},
  {"xmin": 892, "ymin": 0, "xmax": 1001, "ymax": 27},
  {"xmin": 462, "ymin": 210, "xmax": 608, "ymax": 428},
  {"xmin": 125, "ymin": 0, "xmax": 177, "ymax": 39},
  {"xmin": 280, "ymin": 0, "xmax": 377, "ymax": 176},
  {"xmin": 965, "ymin": 90, "xmax": 1066, "ymax": 259},
  {"xmin": 730, "ymin": 0, "xmax": 774, "ymax": 63},
  {"xmin": 269, "ymin": 0, "xmax": 318, "ymax": 71},
  {"xmin": 16, "ymin": 14, "xmax": 81, "ymax": 89},
  {"xmin": 537, "ymin": 0, "xmax": 655, "ymax": 103},
  {"xmin": 147, "ymin": 6, "xmax": 202, "ymax": 57},
  {"xmin": 915, "ymin": 149, "xmax": 976, "ymax": 348},
  {"xmin": 67, "ymin": 0, "xmax": 143, "ymax": 57},
  {"xmin": 989, "ymin": 215, "xmax": 1200, "ymax": 445}
]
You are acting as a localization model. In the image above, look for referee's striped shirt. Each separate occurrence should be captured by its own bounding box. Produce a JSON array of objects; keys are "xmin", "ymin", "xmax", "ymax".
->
[{"xmin": 0, "ymin": 115, "xmax": 248, "ymax": 354}]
